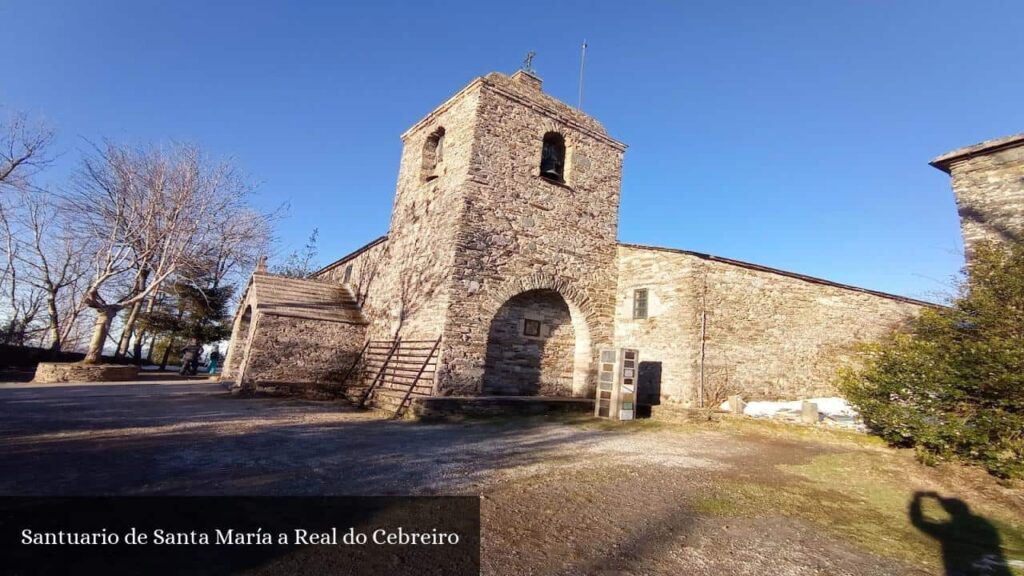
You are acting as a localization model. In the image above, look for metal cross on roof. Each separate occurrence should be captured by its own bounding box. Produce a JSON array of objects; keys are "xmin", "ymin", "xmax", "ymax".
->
[{"xmin": 522, "ymin": 50, "xmax": 536, "ymax": 73}]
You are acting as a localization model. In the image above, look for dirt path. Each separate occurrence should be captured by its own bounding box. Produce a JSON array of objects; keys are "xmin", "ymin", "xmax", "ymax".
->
[{"xmin": 1, "ymin": 381, "xmax": 1021, "ymax": 575}]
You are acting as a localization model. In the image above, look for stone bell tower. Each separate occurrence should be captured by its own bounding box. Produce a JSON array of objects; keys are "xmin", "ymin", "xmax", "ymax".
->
[
  {"xmin": 422, "ymin": 70, "xmax": 628, "ymax": 396},
  {"xmin": 333, "ymin": 69, "xmax": 627, "ymax": 398}
]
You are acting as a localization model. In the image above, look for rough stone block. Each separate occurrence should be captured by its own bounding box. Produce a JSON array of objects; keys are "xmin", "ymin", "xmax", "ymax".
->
[
  {"xmin": 32, "ymin": 362, "xmax": 139, "ymax": 384},
  {"xmin": 801, "ymin": 401, "xmax": 819, "ymax": 424},
  {"xmin": 729, "ymin": 395, "xmax": 746, "ymax": 415}
]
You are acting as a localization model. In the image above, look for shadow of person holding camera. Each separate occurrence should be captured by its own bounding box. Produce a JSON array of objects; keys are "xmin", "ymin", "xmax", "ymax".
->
[{"xmin": 910, "ymin": 491, "xmax": 1011, "ymax": 575}]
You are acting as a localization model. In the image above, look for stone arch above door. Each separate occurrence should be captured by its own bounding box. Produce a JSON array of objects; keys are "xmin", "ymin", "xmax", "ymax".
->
[{"xmin": 482, "ymin": 273, "xmax": 599, "ymax": 327}]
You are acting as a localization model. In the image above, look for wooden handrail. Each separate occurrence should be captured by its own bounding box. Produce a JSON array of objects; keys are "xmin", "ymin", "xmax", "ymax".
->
[
  {"xmin": 392, "ymin": 336, "xmax": 442, "ymax": 420},
  {"xmin": 358, "ymin": 337, "xmax": 401, "ymax": 408}
]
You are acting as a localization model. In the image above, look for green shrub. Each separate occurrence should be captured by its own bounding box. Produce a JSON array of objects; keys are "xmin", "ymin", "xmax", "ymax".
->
[{"xmin": 841, "ymin": 241, "xmax": 1024, "ymax": 479}]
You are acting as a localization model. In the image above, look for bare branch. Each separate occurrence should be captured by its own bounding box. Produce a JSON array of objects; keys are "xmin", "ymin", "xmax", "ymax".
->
[
  {"xmin": 68, "ymin": 141, "xmax": 272, "ymax": 362},
  {"xmin": 0, "ymin": 111, "xmax": 54, "ymax": 192}
]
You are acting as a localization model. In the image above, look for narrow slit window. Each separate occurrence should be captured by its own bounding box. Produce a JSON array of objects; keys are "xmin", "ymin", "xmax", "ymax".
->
[
  {"xmin": 342, "ymin": 264, "xmax": 353, "ymax": 284},
  {"xmin": 422, "ymin": 127, "xmax": 445, "ymax": 181},
  {"xmin": 434, "ymin": 130, "xmax": 445, "ymax": 164},
  {"xmin": 633, "ymin": 289, "xmax": 649, "ymax": 320}
]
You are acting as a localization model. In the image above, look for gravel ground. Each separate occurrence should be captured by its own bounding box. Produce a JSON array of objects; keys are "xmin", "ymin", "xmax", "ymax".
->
[{"xmin": 1, "ymin": 378, "xmax": 1020, "ymax": 575}]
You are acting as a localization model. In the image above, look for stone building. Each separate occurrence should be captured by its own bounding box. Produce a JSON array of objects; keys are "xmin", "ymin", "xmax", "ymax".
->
[
  {"xmin": 222, "ymin": 70, "xmax": 1018, "ymax": 412},
  {"xmin": 930, "ymin": 133, "xmax": 1024, "ymax": 260}
]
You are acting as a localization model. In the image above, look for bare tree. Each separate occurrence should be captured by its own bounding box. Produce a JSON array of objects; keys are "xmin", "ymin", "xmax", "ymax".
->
[
  {"xmin": 207, "ymin": 207, "xmax": 274, "ymax": 290},
  {"xmin": 0, "ymin": 111, "xmax": 53, "ymax": 192},
  {"xmin": 69, "ymin": 141, "xmax": 260, "ymax": 364},
  {"xmin": 0, "ymin": 111, "xmax": 272, "ymax": 360},
  {"xmin": 0, "ymin": 201, "xmax": 46, "ymax": 345},
  {"xmin": 3, "ymin": 190, "xmax": 90, "ymax": 350},
  {"xmin": 116, "ymin": 205, "xmax": 273, "ymax": 361},
  {"xmin": 0, "ymin": 110, "xmax": 55, "ymax": 345}
]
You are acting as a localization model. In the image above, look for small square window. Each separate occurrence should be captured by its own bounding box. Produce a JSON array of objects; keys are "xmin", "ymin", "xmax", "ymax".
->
[
  {"xmin": 523, "ymin": 319, "xmax": 541, "ymax": 337},
  {"xmin": 633, "ymin": 288, "xmax": 649, "ymax": 320}
]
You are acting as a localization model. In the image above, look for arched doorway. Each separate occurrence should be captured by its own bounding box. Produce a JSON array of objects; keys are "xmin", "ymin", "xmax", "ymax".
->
[{"xmin": 483, "ymin": 289, "xmax": 591, "ymax": 397}]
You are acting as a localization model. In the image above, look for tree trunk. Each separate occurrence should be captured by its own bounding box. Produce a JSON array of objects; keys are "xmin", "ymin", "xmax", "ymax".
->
[
  {"xmin": 83, "ymin": 307, "xmax": 116, "ymax": 364},
  {"xmin": 159, "ymin": 336, "xmax": 176, "ymax": 371},
  {"xmin": 46, "ymin": 293, "xmax": 62, "ymax": 352},
  {"xmin": 133, "ymin": 333, "xmax": 145, "ymax": 366},
  {"xmin": 116, "ymin": 300, "xmax": 142, "ymax": 358},
  {"xmin": 115, "ymin": 269, "xmax": 150, "ymax": 358}
]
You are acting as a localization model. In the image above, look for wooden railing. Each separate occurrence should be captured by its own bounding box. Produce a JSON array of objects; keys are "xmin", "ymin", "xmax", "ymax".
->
[
  {"xmin": 358, "ymin": 338, "xmax": 440, "ymax": 411},
  {"xmin": 392, "ymin": 337, "xmax": 442, "ymax": 419}
]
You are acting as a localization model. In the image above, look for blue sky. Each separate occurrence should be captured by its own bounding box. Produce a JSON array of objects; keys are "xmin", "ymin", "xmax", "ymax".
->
[{"xmin": 2, "ymin": 1, "xmax": 1021, "ymax": 303}]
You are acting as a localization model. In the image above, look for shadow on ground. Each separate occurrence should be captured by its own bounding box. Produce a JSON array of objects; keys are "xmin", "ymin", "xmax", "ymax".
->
[
  {"xmin": 0, "ymin": 381, "xmax": 614, "ymax": 496},
  {"xmin": 911, "ymin": 491, "xmax": 1013, "ymax": 576}
]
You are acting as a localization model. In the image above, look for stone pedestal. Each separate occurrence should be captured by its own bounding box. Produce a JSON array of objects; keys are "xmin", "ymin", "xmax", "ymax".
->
[{"xmin": 32, "ymin": 363, "xmax": 139, "ymax": 384}]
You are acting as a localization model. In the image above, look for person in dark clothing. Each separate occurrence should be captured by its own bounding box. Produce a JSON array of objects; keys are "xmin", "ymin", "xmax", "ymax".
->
[
  {"xmin": 909, "ymin": 491, "xmax": 1011, "ymax": 576},
  {"xmin": 179, "ymin": 340, "xmax": 201, "ymax": 376}
]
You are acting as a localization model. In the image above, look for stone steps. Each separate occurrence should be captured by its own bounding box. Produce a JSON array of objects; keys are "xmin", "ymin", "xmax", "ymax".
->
[
  {"xmin": 343, "ymin": 384, "xmax": 429, "ymax": 416},
  {"xmin": 255, "ymin": 274, "xmax": 336, "ymax": 287},
  {"xmin": 369, "ymin": 388, "xmax": 415, "ymax": 413},
  {"xmin": 255, "ymin": 284, "xmax": 351, "ymax": 302},
  {"xmin": 251, "ymin": 274, "xmax": 365, "ymax": 324},
  {"xmin": 257, "ymin": 287, "xmax": 357, "ymax": 303}
]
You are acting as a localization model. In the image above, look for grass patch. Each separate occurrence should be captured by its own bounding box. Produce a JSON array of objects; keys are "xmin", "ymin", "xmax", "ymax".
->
[
  {"xmin": 784, "ymin": 453, "xmax": 1024, "ymax": 571},
  {"xmin": 712, "ymin": 416, "xmax": 889, "ymax": 449},
  {"xmin": 475, "ymin": 408, "xmax": 1023, "ymax": 572},
  {"xmin": 565, "ymin": 416, "xmax": 668, "ymax": 433},
  {"xmin": 692, "ymin": 451, "xmax": 1024, "ymax": 574},
  {"xmin": 689, "ymin": 495, "xmax": 743, "ymax": 516}
]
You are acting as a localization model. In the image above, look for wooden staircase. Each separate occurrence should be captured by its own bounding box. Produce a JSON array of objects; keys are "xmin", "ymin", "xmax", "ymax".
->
[{"xmin": 343, "ymin": 337, "xmax": 441, "ymax": 418}]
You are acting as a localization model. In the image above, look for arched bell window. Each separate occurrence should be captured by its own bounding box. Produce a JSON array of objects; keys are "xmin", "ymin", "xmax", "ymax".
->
[
  {"xmin": 540, "ymin": 132, "xmax": 566, "ymax": 183},
  {"xmin": 422, "ymin": 127, "xmax": 445, "ymax": 181}
]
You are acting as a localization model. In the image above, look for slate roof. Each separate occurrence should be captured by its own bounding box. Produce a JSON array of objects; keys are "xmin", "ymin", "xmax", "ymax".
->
[{"xmin": 930, "ymin": 133, "xmax": 1024, "ymax": 173}]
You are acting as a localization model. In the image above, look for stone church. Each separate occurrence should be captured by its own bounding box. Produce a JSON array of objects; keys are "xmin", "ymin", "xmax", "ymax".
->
[{"xmin": 222, "ymin": 69, "xmax": 1023, "ymax": 413}]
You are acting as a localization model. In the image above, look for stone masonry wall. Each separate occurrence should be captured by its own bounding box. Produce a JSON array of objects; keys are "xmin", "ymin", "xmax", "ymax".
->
[
  {"xmin": 438, "ymin": 72, "xmax": 627, "ymax": 396},
  {"xmin": 222, "ymin": 303, "xmax": 253, "ymax": 379},
  {"xmin": 241, "ymin": 313, "xmax": 366, "ymax": 388},
  {"xmin": 945, "ymin": 141, "xmax": 1024, "ymax": 257},
  {"xmin": 613, "ymin": 247, "xmax": 703, "ymax": 405},
  {"xmin": 615, "ymin": 245, "xmax": 927, "ymax": 406},
  {"xmin": 315, "ymin": 84, "xmax": 484, "ymax": 377},
  {"xmin": 483, "ymin": 289, "xmax": 575, "ymax": 396}
]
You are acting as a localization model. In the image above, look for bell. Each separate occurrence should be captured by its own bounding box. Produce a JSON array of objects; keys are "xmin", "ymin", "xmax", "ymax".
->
[
  {"xmin": 542, "ymin": 167, "xmax": 562, "ymax": 180},
  {"xmin": 540, "ymin": 152, "xmax": 562, "ymax": 180},
  {"xmin": 540, "ymin": 137, "xmax": 564, "ymax": 180}
]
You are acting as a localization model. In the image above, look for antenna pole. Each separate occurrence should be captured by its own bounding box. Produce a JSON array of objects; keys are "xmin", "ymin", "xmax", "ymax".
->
[{"xmin": 578, "ymin": 40, "xmax": 587, "ymax": 110}]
